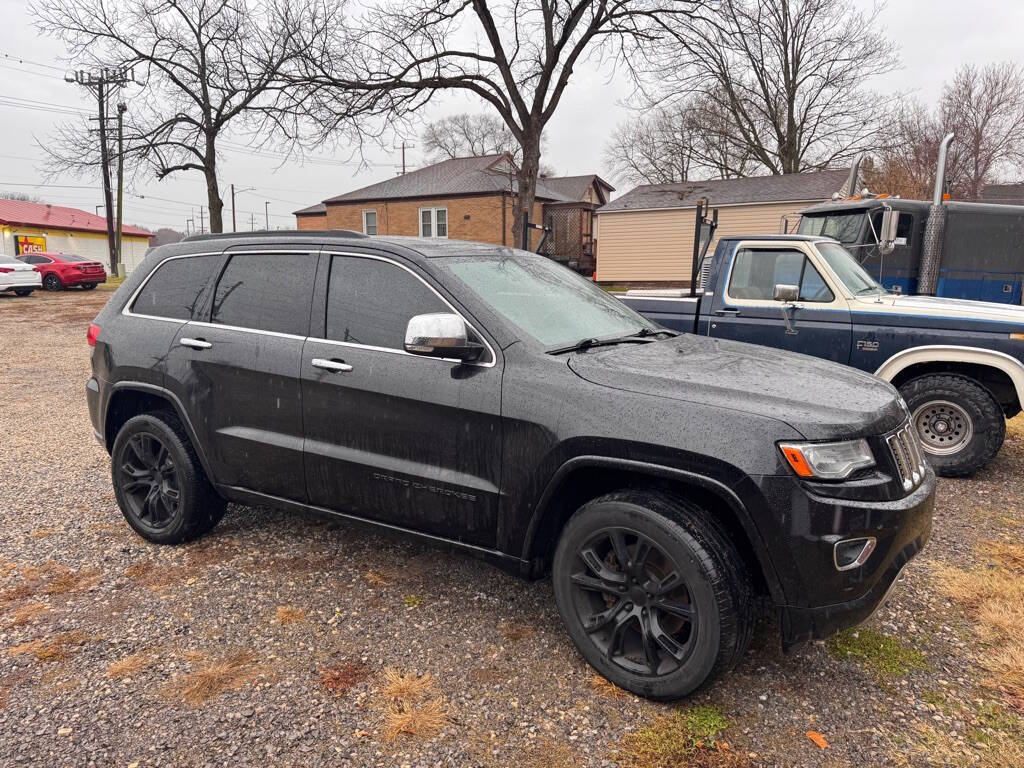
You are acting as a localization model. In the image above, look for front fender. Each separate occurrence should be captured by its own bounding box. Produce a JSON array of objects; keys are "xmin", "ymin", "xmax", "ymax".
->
[{"xmin": 874, "ymin": 344, "xmax": 1024, "ymax": 404}]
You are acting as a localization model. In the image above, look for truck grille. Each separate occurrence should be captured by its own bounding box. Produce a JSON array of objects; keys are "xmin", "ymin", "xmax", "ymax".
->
[{"xmin": 887, "ymin": 422, "xmax": 926, "ymax": 492}]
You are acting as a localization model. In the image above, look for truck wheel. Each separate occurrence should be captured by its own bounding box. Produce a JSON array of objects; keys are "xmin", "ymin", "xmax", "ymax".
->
[
  {"xmin": 899, "ymin": 374, "xmax": 1005, "ymax": 477},
  {"xmin": 111, "ymin": 411, "xmax": 226, "ymax": 544},
  {"xmin": 552, "ymin": 490, "xmax": 752, "ymax": 701}
]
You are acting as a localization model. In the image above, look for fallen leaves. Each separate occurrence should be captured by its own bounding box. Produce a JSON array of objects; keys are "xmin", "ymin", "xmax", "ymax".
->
[
  {"xmin": 806, "ymin": 730, "xmax": 829, "ymax": 749},
  {"xmin": 318, "ymin": 662, "xmax": 369, "ymax": 696}
]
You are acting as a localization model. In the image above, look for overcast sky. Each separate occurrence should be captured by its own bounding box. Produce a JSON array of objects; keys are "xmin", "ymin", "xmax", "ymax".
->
[{"xmin": 0, "ymin": 0, "xmax": 1022, "ymax": 233}]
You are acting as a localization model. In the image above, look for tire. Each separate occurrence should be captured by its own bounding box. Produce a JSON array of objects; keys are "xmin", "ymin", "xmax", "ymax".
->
[
  {"xmin": 13, "ymin": 289, "xmax": 33, "ymax": 297},
  {"xmin": 42, "ymin": 273, "xmax": 63, "ymax": 291},
  {"xmin": 899, "ymin": 374, "xmax": 1005, "ymax": 477},
  {"xmin": 552, "ymin": 490, "xmax": 753, "ymax": 701},
  {"xmin": 111, "ymin": 410, "xmax": 226, "ymax": 544},
  {"xmin": 81, "ymin": 283, "xmax": 97, "ymax": 290}
]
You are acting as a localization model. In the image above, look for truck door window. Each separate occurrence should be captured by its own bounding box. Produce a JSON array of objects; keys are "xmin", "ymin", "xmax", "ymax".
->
[{"xmin": 728, "ymin": 248, "xmax": 834, "ymax": 302}]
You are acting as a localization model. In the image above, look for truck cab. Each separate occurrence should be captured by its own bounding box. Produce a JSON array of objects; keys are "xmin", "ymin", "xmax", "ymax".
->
[{"xmin": 621, "ymin": 234, "xmax": 1024, "ymax": 477}]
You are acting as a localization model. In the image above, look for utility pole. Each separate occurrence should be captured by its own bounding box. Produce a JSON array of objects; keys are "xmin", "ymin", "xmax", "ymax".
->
[
  {"xmin": 198, "ymin": 206, "xmax": 206, "ymax": 234},
  {"xmin": 65, "ymin": 67, "xmax": 135, "ymax": 274},
  {"xmin": 231, "ymin": 184, "xmax": 236, "ymax": 232},
  {"xmin": 250, "ymin": 212, "xmax": 255, "ymax": 231},
  {"xmin": 394, "ymin": 140, "xmax": 415, "ymax": 175},
  {"xmin": 115, "ymin": 102, "xmax": 127, "ymax": 275},
  {"xmin": 264, "ymin": 201, "xmax": 269, "ymax": 229}
]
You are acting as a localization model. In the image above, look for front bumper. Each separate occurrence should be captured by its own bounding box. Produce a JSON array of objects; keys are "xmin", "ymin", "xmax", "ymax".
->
[{"xmin": 750, "ymin": 467, "xmax": 935, "ymax": 649}]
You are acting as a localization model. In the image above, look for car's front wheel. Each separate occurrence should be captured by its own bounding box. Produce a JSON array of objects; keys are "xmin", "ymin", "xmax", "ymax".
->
[
  {"xmin": 111, "ymin": 411, "xmax": 226, "ymax": 544},
  {"xmin": 552, "ymin": 490, "xmax": 753, "ymax": 701},
  {"xmin": 900, "ymin": 374, "xmax": 1004, "ymax": 477}
]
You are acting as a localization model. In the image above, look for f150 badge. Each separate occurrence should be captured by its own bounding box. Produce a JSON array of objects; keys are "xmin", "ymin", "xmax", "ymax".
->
[{"xmin": 856, "ymin": 339, "xmax": 880, "ymax": 352}]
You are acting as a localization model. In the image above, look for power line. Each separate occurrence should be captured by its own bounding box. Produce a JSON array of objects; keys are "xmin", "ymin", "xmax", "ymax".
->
[{"xmin": 1, "ymin": 51, "xmax": 67, "ymax": 72}]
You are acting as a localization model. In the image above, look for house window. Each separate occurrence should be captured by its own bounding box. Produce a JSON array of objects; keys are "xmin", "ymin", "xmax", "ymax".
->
[
  {"xmin": 419, "ymin": 207, "xmax": 447, "ymax": 238},
  {"xmin": 362, "ymin": 210, "xmax": 378, "ymax": 235}
]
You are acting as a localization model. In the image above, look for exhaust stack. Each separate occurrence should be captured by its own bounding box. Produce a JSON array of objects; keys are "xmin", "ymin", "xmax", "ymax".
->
[
  {"xmin": 918, "ymin": 133, "xmax": 955, "ymax": 295},
  {"xmin": 844, "ymin": 152, "xmax": 865, "ymax": 197}
]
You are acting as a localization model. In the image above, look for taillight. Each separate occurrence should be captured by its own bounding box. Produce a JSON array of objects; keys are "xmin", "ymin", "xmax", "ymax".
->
[
  {"xmin": 0, "ymin": 267, "xmax": 13, "ymax": 274},
  {"xmin": 87, "ymin": 323, "xmax": 101, "ymax": 347}
]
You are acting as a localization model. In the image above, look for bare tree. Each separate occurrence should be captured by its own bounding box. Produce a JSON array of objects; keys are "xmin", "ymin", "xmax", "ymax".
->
[
  {"xmin": 422, "ymin": 113, "xmax": 518, "ymax": 161},
  {"xmin": 942, "ymin": 62, "xmax": 1024, "ymax": 200},
  {"xmin": 646, "ymin": 0, "xmax": 898, "ymax": 176},
  {"xmin": 32, "ymin": 0, "xmax": 339, "ymax": 232},
  {"xmin": 866, "ymin": 63, "xmax": 1024, "ymax": 201},
  {"xmin": 605, "ymin": 94, "xmax": 757, "ymax": 186},
  {"xmin": 296, "ymin": 0, "xmax": 707, "ymax": 243}
]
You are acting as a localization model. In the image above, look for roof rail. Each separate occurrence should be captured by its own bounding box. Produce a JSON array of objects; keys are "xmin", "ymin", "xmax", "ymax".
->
[{"xmin": 181, "ymin": 229, "xmax": 367, "ymax": 243}]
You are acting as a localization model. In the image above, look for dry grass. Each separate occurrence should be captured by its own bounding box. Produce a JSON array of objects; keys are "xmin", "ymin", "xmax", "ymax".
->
[
  {"xmin": 1, "ymin": 562, "xmax": 100, "ymax": 601},
  {"xmin": 935, "ymin": 540, "xmax": 1024, "ymax": 700},
  {"xmin": 29, "ymin": 528, "xmax": 55, "ymax": 539},
  {"xmin": 41, "ymin": 565, "xmax": 101, "ymax": 596},
  {"xmin": 6, "ymin": 602, "xmax": 48, "ymax": 627},
  {"xmin": 522, "ymin": 739, "xmax": 581, "ymax": 768},
  {"xmin": 382, "ymin": 697, "xmax": 448, "ymax": 741},
  {"xmin": 884, "ymin": 718, "xmax": 1024, "ymax": 768},
  {"xmin": 7, "ymin": 630, "xmax": 89, "ymax": 662},
  {"xmin": 166, "ymin": 650, "xmax": 262, "ymax": 705},
  {"xmin": 377, "ymin": 667, "xmax": 449, "ymax": 741},
  {"xmin": 588, "ymin": 672, "xmax": 631, "ymax": 699},
  {"xmin": 319, "ymin": 662, "xmax": 369, "ymax": 696},
  {"xmin": 275, "ymin": 605, "xmax": 306, "ymax": 625},
  {"xmin": 498, "ymin": 621, "xmax": 535, "ymax": 642},
  {"xmin": 363, "ymin": 569, "xmax": 391, "ymax": 587},
  {"xmin": 124, "ymin": 561, "xmax": 188, "ymax": 591},
  {"xmin": 107, "ymin": 650, "xmax": 158, "ymax": 679},
  {"xmin": 615, "ymin": 706, "xmax": 746, "ymax": 768}
]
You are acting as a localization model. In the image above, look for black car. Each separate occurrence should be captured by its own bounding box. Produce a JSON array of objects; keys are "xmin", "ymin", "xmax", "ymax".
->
[{"xmin": 86, "ymin": 232, "xmax": 935, "ymax": 700}]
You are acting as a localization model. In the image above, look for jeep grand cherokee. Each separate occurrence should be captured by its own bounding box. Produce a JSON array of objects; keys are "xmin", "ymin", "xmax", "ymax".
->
[{"xmin": 86, "ymin": 231, "xmax": 935, "ymax": 700}]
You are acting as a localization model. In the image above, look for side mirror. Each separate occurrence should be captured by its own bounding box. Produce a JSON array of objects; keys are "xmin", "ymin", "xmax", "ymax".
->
[
  {"xmin": 404, "ymin": 312, "xmax": 484, "ymax": 362},
  {"xmin": 879, "ymin": 209, "xmax": 900, "ymax": 255},
  {"xmin": 773, "ymin": 283, "xmax": 799, "ymax": 302}
]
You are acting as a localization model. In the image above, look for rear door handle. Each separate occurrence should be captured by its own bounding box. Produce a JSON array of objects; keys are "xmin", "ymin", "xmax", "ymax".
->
[
  {"xmin": 180, "ymin": 337, "xmax": 212, "ymax": 350},
  {"xmin": 311, "ymin": 358, "xmax": 353, "ymax": 373},
  {"xmin": 714, "ymin": 308, "xmax": 741, "ymax": 316}
]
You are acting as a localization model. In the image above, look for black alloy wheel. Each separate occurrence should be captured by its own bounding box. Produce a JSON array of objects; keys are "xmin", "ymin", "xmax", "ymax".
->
[
  {"xmin": 553, "ymin": 491, "xmax": 752, "ymax": 701},
  {"xmin": 568, "ymin": 526, "xmax": 696, "ymax": 676},
  {"xmin": 43, "ymin": 273, "xmax": 63, "ymax": 291},
  {"xmin": 117, "ymin": 432, "xmax": 182, "ymax": 531}
]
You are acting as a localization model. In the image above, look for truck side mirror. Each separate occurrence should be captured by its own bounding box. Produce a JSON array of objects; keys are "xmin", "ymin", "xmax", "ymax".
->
[
  {"xmin": 773, "ymin": 283, "xmax": 799, "ymax": 302},
  {"xmin": 879, "ymin": 209, "xmax": 900, "ymax": 256}
]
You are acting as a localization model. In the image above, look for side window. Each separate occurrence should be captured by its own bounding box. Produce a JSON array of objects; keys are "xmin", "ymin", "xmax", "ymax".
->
[
  {"xmin": 131, "ymin": 255, "xmax": 220, "ymax": 320},
  {"xmin": 325, "ymin": 256, "xmax": 449, "ymax": 349},
  {"xmin": 728, "ymin": 248, "xmax": 833, "ymax": 303},
  {"xmin": 362, "ymin": 210, "xmax": 378, "ymax": 236},
  {"xmin": 211, "ymin": 252, "xmax": 317, "ymax": 335},
  {"xmin": 419, "ymin": 208, "xmax": 448, "ymax": 238}
]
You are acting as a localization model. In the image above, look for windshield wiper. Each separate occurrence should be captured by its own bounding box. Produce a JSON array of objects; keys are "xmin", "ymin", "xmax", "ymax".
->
[{"xmin": 548, "ymin": 327, "xmax": 676, "ymax": 355}]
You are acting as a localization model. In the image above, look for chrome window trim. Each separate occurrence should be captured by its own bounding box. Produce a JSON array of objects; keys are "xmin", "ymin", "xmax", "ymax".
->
[
  {"xmin": 320, "ymin": 250, "xmax": 496, "ymax": 368},
  {"xmin": 722, "ymin": 241, "xmax": 842, "ymax": 307}
]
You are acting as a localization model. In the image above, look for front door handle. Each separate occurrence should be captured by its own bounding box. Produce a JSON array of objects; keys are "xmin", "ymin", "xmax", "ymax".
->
[
  {"xmin": 311, "ymin": 358, "xmax": 353, "ymax": 373},
  {"xmin": 180, "ymin": 337, "xmax": 212, "ymax": 350},
  {"xmin": 714, "ymin": 307, "xmax": 741, "ymax": 316}
]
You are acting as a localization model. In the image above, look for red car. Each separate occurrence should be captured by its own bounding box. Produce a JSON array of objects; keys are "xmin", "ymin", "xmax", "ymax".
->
[{"xmin": 17, "ymin": 251, "xmax": 108, "ymax": 291}]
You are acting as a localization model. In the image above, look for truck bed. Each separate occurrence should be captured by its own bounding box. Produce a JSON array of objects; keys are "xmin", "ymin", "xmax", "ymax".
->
[{"xmin": 617, "ymin": 291, "xmax": 699, "ymax": 333}]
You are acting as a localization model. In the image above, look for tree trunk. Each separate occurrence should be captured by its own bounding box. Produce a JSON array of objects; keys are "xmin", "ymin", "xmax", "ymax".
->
[
  {"xmin": 205, "ymin": 135, "xmax": 224, "ymax": 233},
  {"xmin": 512, "ymin": 133, "xmax": 542, "ymax": 250}
]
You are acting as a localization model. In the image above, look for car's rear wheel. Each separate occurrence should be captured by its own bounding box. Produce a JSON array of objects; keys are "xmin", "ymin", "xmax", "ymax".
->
[
  {"xmin": 42, "ymin": 273, "xmax": 63, "ymax": 291},
  {"xmin": 552, "ymin": 490, "xmax": 752, "ymax": 701},
  {"xmin": 899, "ymin": 374, "xmax": 1004, "ymax": 477},
  {"xmin": 111, "ymin": 411, "xmax": 226, "ymax": 544},
  {"xmin": 13, "ymin": 289, "xmax": 33, "ymax": 297},
  {"xmin": 81, "ymin": 283, "xmax": 97, "ymax": 290}
]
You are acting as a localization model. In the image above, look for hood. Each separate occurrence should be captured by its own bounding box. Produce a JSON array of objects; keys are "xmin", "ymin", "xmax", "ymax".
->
[
  {"xmin": 568, "ymin": 335, "xmax": 907, "ymax": 440},
  {"xmin": 853, "ymin": 293, "xmax": 1024, "ymax": 331}
]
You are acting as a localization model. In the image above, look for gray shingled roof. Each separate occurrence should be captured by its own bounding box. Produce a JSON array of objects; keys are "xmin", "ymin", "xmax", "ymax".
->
[
  {"xmin": 294, "ymin": 202, "xmax": 327, "ymax": 216},
  {"xmin": 322, "ymin": 154, "xmax": 574, "ymax": 204},
  {"xmin": 599, "ymin": 169, "xmax": 850, "ymax": 212},
  {"xmin": 982, "ymin": 183, "xmax": 1024, "ymax": 204},
  {"xmin": 539, "ymin": 174, "xmax": 614, "ymax": 202}
]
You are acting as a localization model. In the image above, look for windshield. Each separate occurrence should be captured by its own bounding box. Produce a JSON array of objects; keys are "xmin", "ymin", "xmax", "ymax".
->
[
  {"xmin": 816, "ymin": 242, "xmax": 887, "ymax": 296},
  {"xmin": 798, "ymin": 212, "xmax": 865, "ymax": 244},
  {"xmin": 439, "ymin": 252, "xmax": 658, "ymax": 348}
]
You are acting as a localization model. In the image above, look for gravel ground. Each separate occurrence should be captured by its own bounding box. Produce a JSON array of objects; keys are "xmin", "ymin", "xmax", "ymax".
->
[{"xmin": 1, "ymin": 288, "xmax": 1022, "ymax": 767}]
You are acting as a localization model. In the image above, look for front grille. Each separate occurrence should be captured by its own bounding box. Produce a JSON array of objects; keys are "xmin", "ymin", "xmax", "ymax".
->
[{"xmin": 887, "ymin": 421, "xmax": 926, "ymax": 492}]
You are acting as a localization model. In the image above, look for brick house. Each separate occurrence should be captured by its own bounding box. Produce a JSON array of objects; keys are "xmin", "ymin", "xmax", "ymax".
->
[{"xmin": 294, "ymin": 154, "xmax": 612, "ymax": 272}]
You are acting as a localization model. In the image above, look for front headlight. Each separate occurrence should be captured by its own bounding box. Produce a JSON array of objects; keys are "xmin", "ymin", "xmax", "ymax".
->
[{"xmin": 779, "ymin": 439, "xmax": 875, "ymax": 480}]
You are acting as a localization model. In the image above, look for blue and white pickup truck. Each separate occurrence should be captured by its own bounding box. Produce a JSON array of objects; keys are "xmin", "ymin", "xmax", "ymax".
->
[{"xmin": 619, "ymin": 234, "xmax": 1024, "ymax": 477}]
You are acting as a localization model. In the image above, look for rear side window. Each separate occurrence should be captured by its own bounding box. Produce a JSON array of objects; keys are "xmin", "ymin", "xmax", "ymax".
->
[
  {"xmin": 211, "ymin": 252, "xmax": 316, "ymax": 336},
  {"xmin": 132, "ymin": 255, "xmax": 219, "ymax": 320},
  {"xmin": 325, "ymin": 256, "xmax": 448, "ymax": 349}
]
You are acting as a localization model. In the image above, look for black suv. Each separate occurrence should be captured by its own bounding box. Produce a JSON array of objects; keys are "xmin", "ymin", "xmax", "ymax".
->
[{"xmin": 87, "ymin": 232, "xmax": 935, "ymax": 700}]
